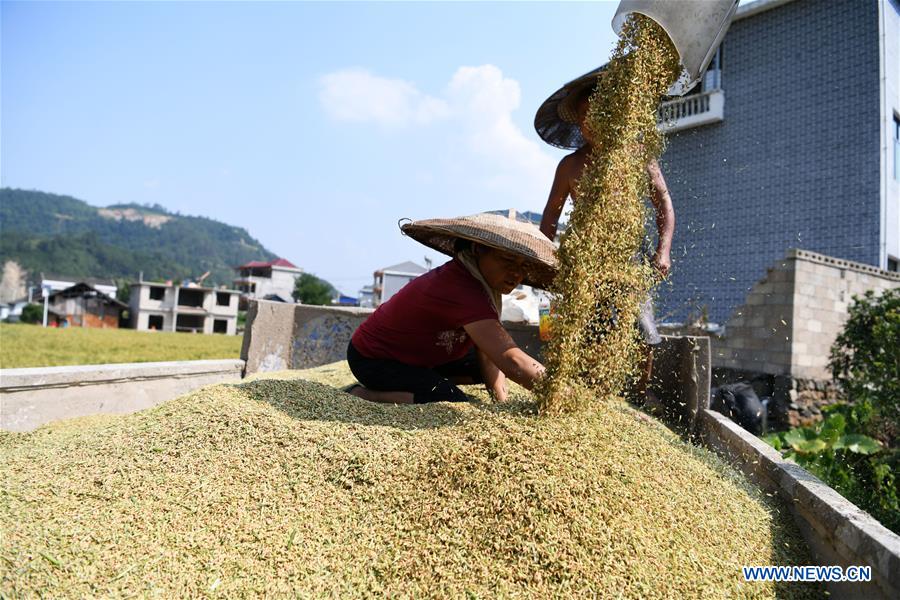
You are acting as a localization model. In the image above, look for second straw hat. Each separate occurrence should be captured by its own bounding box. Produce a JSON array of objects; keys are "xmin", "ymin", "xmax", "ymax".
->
[
  {"xmin": 534, "ymin": 65, "xmax": 607, "ymax": 150},
  {"xmin": 400, "ymin": 213, "xmax": 558, "ymax": 289}
]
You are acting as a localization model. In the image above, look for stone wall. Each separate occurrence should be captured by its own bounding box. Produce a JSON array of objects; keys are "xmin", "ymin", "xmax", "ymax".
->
[
  {"xmin": 712, "ymin": 249, "xmax": 900, "ymax": 381},
  {"xmin": 790, "ymin": 250, "xmax": 899, "ymax": 379}
]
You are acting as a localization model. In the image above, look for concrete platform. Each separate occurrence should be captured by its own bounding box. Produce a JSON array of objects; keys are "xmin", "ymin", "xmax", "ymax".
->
[{"xmin": 1, "ymin": 359, "xmax": 244, "ymax": 432}]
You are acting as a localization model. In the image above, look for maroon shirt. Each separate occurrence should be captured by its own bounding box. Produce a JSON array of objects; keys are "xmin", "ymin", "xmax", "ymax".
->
[{"xmin": 352, "ymin": 258, "xmax": 498, "ymax": 368}]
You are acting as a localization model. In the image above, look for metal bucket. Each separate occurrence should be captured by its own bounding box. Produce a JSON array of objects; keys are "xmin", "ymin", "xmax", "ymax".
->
[{"xmin": 612, "ymin": 0, "xmax": 739, "ymax": 96}]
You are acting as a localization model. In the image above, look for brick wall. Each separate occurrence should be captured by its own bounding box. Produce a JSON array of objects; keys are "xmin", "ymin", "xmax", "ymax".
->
[
  {"xmin": 790, "ymin": 249, "xmax": 899, "ymax": 379},
  {"xmin": 711, "ymin": 248, "xmax": 900, "ymax": 380},
  {"xmin": 658, "ymin": 0, "xmax": 883, "ymax": 324}
]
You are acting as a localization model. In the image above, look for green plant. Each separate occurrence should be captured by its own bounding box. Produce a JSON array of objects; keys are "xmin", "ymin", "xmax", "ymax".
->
[
  {"xmin": 829, "ymin": 288, "xmax": 899, "ymax": 442},
  {"xmin": 18, "ymin": 303, "xmax": 43, "ymax": 324},
  {"xmin": 764, "ymin": 412, "xmax": 881, "ymax": 464},
  {"xmin": 293, "ymin": 273, "xmax": 335, "ymax": 306},
  {"xmin": 764, "ymin": 409, "xmax": 898, "ymax": 533},
  {"xmin": 763, "ymin": 289, "xmax": 900, "ymax": 533}
]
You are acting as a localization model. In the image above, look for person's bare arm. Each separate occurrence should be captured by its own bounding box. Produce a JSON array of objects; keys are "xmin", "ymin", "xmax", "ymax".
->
[
  {"xmin": 463, "ymin": 319, "xmax": 544, "ymax": 390},
  {"xmin": 476, "ymin": 348, "xmax": 507, "ymax": 401},
  {"xmin": 647, "ymin": 159, "xmax": 674, "ymax": 278},
  {"xmin": 540, "ymin": 158, "xmax": 571, "ymax": 241}
]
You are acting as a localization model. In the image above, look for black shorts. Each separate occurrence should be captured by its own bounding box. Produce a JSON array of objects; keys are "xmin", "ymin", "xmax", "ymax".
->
[
  {"xmin": 346, "ymin": 341, "xmax": 483, "ymax": 404},
  {"xmin": 589, "ymin": 297, "xmax": 662, "ymax": 346}
]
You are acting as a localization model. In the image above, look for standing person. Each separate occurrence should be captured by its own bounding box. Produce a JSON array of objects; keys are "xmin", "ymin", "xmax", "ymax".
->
[
  {"xmin": 346, "ymin": 213, "xmax": 556, "ymax": 405},
  {"xmin": 534, "ymin": 66, "xmax": 675, "ymax": 400}
]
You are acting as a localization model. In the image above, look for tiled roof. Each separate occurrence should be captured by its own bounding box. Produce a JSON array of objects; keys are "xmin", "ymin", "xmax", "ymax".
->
[
  {"xmin": 380, "ymin": 261, "xmax": 428, "ymax": 274},
  {"xmin": 235, "ymin": 258, "xmax": 300, "ymax": 270}
]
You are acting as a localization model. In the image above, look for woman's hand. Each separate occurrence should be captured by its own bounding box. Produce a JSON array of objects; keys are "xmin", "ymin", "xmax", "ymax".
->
[
  {"xmin": 489, "ymin": 379, "xmax": 509, "ymax": 403},
  {"xmin": 653, "ymin": 248, "xmax": 671, "ymax": 278},
  {"xmin": 477, "ymin": 348, "xmax": 508, "ymax": 402},
  {"xmin": 465, "ymin": 320, "xmax": 545, "ymax": 390}
]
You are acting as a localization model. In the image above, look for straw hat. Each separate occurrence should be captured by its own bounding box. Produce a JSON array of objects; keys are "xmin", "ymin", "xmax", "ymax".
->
[
  {"xmin": 400, "ymin": 213, "xmax": 558, "ymax": 289},
  {"xmin": 534, "ymin": 65, "xmax": 607, "ymax": 150}
]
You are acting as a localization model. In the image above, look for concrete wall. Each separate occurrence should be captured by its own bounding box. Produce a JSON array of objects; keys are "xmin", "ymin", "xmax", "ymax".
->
[
  {"xmin": 0, "ymin": 359, "xmax": 244, "ymax": 432},
  {"xmin": 714, "ymin": 249, "xmax": 900, "ymax": 380},
  {"xmin": 699, "ymin": 408, "xmax": 900, "ymax": 600},
  {"xmin": 241, "ymin": 301, "xmax": 374, "ymax": 374},
  {"xmin": 660, "ymin": 0, "xmax": 883, "ymax": 324}
]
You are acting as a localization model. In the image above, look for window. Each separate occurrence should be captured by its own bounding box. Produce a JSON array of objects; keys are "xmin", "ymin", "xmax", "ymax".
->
[
  {"xmin": 702, "ymin": 45, "xmax": 723, "ymax": 91},
  {"xmin": 213, "ymin": 319, "xmax": 228, "ymax": 334},
  {"xmin": 176, "ymin": 314, "xmax": 205, "ymax": 332},
  {"xmin": 178, "ymin": 288, "xmax": 204, "ymax": 308},
  {"xmin": 894, "ymin": 114, "xmax": 899, "ymax": 181},
  {"xmin": 148, "ymin": 314, "xmax": 164, "ymax": 330},
  {"xmin": 216, "ymin": 292, "xmax": 231, "ymax": 306},
  {"xmin": 149, "ymin": 286, "xmax": 165, "ymax": 301},
  {"xmin": 889, "ymin": 256, "xmax": 899, "ymax": 273}
]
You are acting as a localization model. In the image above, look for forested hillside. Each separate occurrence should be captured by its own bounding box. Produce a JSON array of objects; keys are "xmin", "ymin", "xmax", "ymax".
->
[{"xmin": 0, "ymin": 189, "xmax": 278, "ymax": 285}]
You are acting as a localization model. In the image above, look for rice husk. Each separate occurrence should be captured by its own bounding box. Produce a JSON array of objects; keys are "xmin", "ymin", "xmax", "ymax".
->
[
  {"xmin": 2, "ymin": 362, "xmax": 820, "ymax": 598},
  {"xmin": 537, "ymin": 15, "xmax": 681, "ymax": 413}
]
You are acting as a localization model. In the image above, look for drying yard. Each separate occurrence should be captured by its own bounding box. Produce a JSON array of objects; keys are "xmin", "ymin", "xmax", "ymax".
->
[{"xmin": 1, "ymin": 362, "xmax": 820, "ymax": 597}]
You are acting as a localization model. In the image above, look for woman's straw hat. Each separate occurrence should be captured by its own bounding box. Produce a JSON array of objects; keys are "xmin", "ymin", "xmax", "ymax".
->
[
  {"xmin": 534, "ymin": 65, "xmax": 607, "ymax": 150},
  {"xmin": 400, "ymin": 213, "xmax": 558, "ymax": 289}
]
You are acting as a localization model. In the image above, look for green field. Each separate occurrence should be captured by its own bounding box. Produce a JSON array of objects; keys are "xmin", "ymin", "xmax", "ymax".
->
[{"xmin": 0, "ymin": 323, "xmax": 243, "ymax": 368}]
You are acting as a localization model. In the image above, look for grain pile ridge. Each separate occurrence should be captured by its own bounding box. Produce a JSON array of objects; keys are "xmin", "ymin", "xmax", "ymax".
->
[{"xmin": 2, "ymin": 362, "xmax": 819, "ymax": 598}]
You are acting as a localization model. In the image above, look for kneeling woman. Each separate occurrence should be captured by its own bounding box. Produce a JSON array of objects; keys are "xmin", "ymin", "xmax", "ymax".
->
[{"xmin": 347, "ymin": 213, "xmax": 557, "ymax": 404}]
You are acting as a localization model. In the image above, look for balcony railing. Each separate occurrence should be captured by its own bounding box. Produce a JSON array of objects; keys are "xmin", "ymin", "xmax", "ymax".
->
[{"xmin": 657, "ymin": 89, "xmax": 724, "ymax": 133}]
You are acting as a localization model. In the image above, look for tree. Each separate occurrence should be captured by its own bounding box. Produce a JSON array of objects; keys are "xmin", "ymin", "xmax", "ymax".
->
[
  {"xmin": 829, "ymin": 288, "xmax": 899, "ymax": 438},
  {"xmin": 115, "ymin": 279, "xmax": 131, "ymax": 304},
  {"xmin": 19, "ymin": 303, "xmax": 44, "ymax": 324},
  {"xmin": 292, "ymin": 273, "xmax": 334, "ymax": 306}
]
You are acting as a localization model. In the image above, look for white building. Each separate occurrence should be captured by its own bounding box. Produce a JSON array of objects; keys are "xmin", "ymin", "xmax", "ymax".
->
[
  {"xmin": 233, "ymin": 258, "xmax": 302, "ymax": 305},
  {"xmin": 357, "ymin": 285, "xmax": 375, "ymax": 308},
  {"xmin": 373, "ymin": 261, "xmax": 428, "ymax": 307},
  {"xmin": 129, "ymin": 282, "xmax": 240, "ymax": 335},
  {"xmin": 0, "ymin": 297, "xmax": 30, "ymax": 322}
]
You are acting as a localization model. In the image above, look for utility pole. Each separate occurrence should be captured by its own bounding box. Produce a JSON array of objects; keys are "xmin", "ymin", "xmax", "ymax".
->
[{"xmin": 42, "ymin": 285, "xmax": 49, "ymax": 327}]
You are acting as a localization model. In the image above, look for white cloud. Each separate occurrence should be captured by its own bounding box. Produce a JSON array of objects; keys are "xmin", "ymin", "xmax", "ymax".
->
[
  {"xmin": 318, "ymin": 68, "xmax": 450, "ymax": 126},
  {"xmin": 318, "ymin": 64, "xmax": 557, "ymax": 203},
  {"xmin": 445, "ymin": 65, "xmax": 556, "ymax": 195}
]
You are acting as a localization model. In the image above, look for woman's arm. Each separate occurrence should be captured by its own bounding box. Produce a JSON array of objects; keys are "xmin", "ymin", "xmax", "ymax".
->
[
  {"xmin": 647, "ymin": 159, "xmax": 674, "ymax": 278},
  {"xmin": 463, "ymin": 319, "xmax": 545, "ymax": 390},
  {"xmin": 477, "ymin": 348, "xmax": 508, "ymax": 401},
  {"xmin": 540, "ymin": 158, "xmax": 571, "ymax": 241}
]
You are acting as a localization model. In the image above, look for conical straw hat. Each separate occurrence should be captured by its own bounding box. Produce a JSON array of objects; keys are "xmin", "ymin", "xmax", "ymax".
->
[
  {"xmin": 534, "ymin": 65, "xmax": 607, "ymax": 150},
  {"xmin": 401, "ymin": 213, "xmax": 558, "ymax": 289}
]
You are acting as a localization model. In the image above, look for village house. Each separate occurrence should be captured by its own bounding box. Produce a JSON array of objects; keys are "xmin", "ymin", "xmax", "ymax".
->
[
  {"xmin": 38, "ymin": 274, "xmax": 117, "ymax": 299},
  {"xmin": 46, "ymin": 282, "xmax": 127, "ymax": 328},
  {"xmin": 233, "ymin": 258, "xmax": 303, "ymax": 306},
  {"xmin": 0, "ymin": 297, "xmax": 32, "ymax": 322},
  {"xmin": 370, "ymin": 261, "xmax": 428, "ymax": 307},
  {"xmin": 129, "ymin": 281, "xmax": 240, "ymax": 334}
]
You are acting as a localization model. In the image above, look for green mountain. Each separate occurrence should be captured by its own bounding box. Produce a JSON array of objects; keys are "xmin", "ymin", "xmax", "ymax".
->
[{"xmin": 0, "ymin": 188, "xmax": 279, "ymax": 286}]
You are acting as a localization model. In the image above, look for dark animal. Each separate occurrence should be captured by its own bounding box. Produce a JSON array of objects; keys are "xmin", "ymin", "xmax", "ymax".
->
[{"xmin": 712, "ymin": 383, "xmax": 767, "ymax": 435}]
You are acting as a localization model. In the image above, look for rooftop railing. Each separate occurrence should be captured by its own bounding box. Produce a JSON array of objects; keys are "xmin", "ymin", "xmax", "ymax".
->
[{"xmin": 658, "ymin": 88, "xmax": 724, "ymax": 133}]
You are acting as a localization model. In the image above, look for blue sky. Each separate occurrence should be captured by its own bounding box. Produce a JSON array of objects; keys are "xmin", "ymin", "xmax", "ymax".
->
[{"xmin": 2, "ymin": 1, "xmax": 625, "ymax": 294}]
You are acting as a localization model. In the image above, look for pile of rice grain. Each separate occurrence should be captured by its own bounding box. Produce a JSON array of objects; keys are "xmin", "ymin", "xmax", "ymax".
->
[
  {"xmin": 2, "ymin": 363, "xmax": 820, "ymax": 598},
  {"xmin": 538, "ymin": 15, "xmax": 681, "ymax": 413}
]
